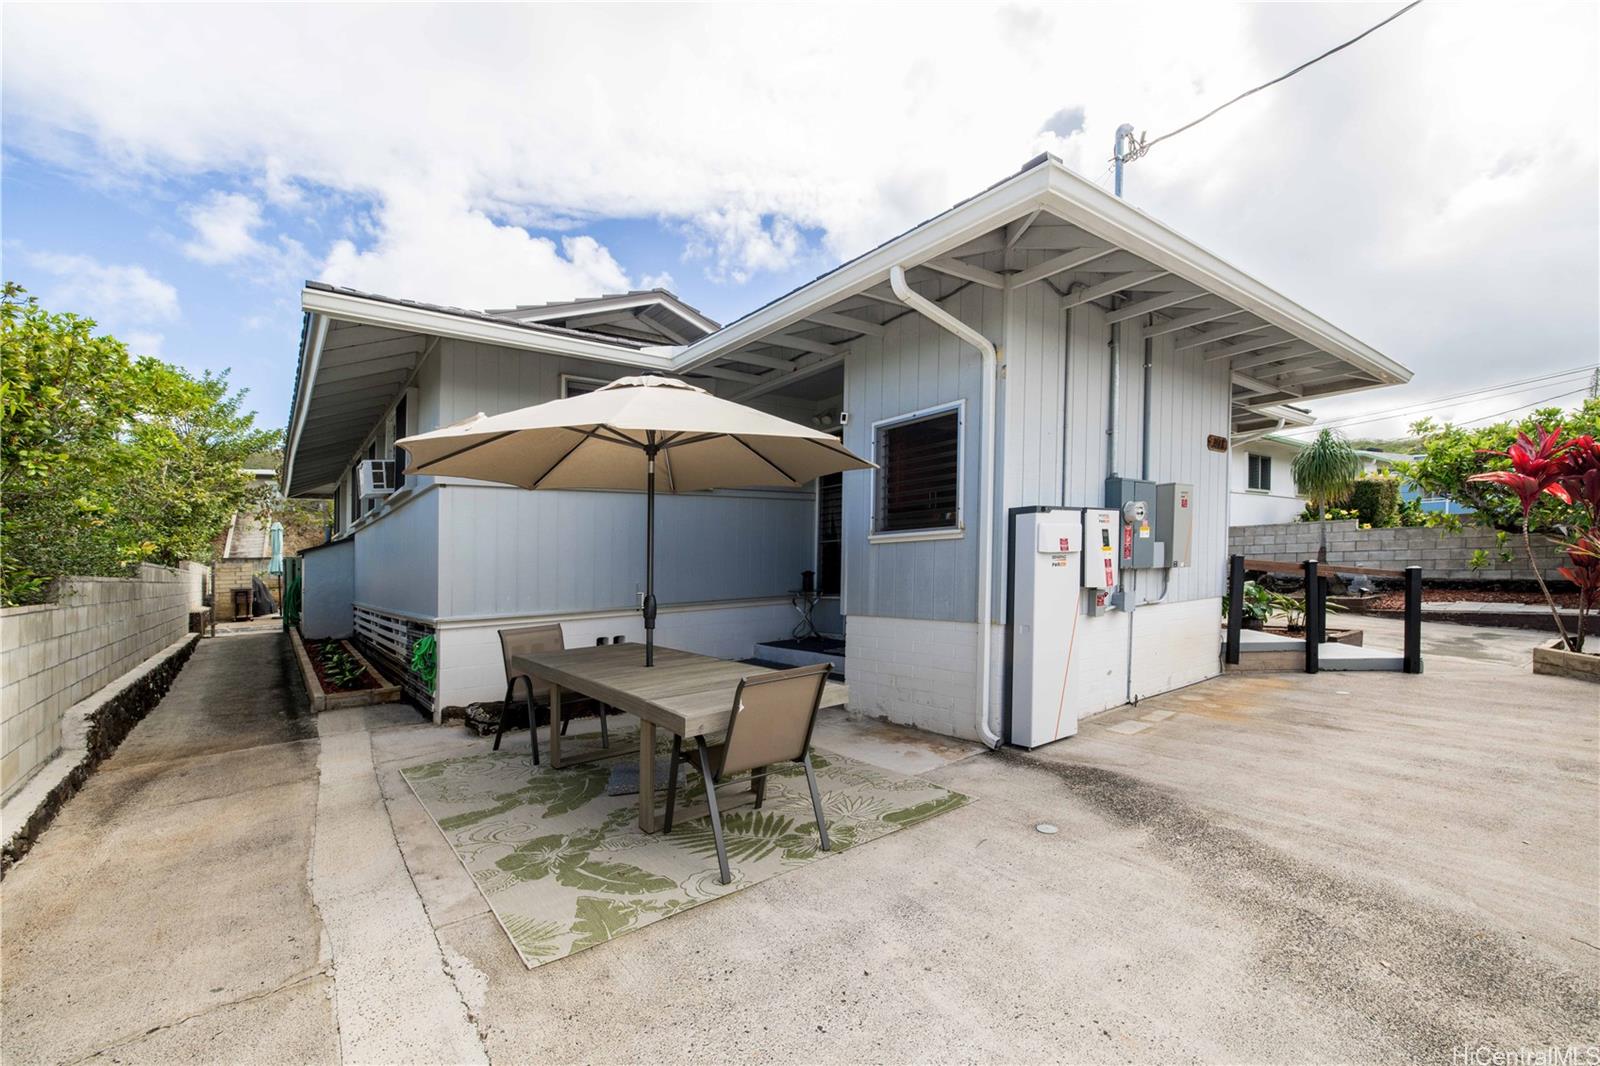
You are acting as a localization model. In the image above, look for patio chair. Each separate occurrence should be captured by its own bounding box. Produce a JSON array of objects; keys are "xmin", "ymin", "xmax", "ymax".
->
[
  {"xmin": 663, "ymin": 662, "xmax": 832, "ymax": 884},
  {"xmin": 493, "ymin": 624, "xmax": 609, "ymax": 764}
]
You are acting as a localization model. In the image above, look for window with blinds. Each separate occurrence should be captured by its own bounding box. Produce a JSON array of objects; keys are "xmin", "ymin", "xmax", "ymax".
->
[{"xmin": 874, "ymin": 407, "xmax": 961, "ymax": 534}]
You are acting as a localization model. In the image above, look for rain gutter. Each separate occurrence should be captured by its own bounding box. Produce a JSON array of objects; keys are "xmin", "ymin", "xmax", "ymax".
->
[{"xmin": 887, "ymin": 265, "xmax": 1002, "ymax": 750}]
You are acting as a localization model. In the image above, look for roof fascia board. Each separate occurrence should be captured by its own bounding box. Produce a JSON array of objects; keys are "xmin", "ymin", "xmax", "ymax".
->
[
  {"xmin": 509, "ymin": 291, "xmax": 719, "ymax": 334},
  {"xmin": 283, "ymin": 312, "xmax": 329, "ymax": 497},
  {"xmin": 302, "ymin": 287, "xmax": 673, "ymax": 370},
  {"xmin": 1037, "ymin": 166, "xmax": 1409, "ymax": 386}
]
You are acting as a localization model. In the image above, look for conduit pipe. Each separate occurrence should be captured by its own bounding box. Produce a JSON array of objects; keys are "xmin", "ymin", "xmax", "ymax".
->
[{"xmin": 888, "ymin": 265, "xmax": 1002, "ymax": 750}]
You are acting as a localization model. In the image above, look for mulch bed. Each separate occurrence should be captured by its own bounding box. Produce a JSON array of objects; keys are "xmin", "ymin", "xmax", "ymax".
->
[
  {"xmin": 1360, "ymin": 588, "xmax": 1580, "ymax": 611},
  {"xmin": 303, "ymin": 638, "xmax": 383, "ymax": 692}
]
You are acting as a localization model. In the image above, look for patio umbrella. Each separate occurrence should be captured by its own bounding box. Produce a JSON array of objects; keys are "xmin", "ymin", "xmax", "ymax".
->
[{"xmin": 397, "ymin": 375, "xmax": 871, "ymax": 666}]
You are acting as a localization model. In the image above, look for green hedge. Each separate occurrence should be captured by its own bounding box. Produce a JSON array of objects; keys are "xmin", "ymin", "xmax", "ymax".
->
[{"xmin": 1344, "ymin": 477, "xmax": 1401, "ymax": 528}]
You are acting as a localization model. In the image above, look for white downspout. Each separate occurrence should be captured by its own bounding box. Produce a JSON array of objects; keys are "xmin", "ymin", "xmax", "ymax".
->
[{"xmin": 888, "ymin": 265, "xmax": 1002, "ymax": 749}]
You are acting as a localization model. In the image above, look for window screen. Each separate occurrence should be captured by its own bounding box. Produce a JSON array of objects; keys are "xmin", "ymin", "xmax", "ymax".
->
[
  {"xmin": 1247, "ymin": 453, "xmax": 1272, "ymax": 492},
  {"xmin": 875, "ymin": 409, "xmax": 960, "ymax": 533}
]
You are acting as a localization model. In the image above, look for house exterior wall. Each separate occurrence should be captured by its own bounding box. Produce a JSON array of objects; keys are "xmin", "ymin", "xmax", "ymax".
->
[
  {"xmin": 1230, "ymin": 439, "xmax": 1305, "ymax": 526},
  {"xmin": 306, "ymin": 334, "xmax": 822, "ymax": 710},
  {"xmin": 838, "ymin": 256, "xmax": 1232, "ymax": 740},
  {"xmin": 841, "ymin": 282, "xmax": 995, "ymax": 623}
]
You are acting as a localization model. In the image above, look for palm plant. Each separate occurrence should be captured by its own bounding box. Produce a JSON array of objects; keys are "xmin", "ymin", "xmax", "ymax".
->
[{"xmin": 1291, "ymin": 429, "xmax": 1364, "ymax": 560}]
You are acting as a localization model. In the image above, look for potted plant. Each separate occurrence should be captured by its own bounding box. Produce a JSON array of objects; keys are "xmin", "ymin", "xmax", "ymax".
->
[{"xmin": 1222, "ymin": 580, "xmax": 1273, "ymax": 630}]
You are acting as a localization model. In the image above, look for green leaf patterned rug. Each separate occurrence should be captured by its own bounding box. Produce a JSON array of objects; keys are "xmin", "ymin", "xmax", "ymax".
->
[{"xmin": 401, "ymin": 744, "xmax": 969, "ymax": 968}]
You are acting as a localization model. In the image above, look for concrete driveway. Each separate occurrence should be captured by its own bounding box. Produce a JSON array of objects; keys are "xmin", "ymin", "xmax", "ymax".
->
[{"xmin": 2, "ymin": 617, "xmax": 1595, "ymax": 1063}]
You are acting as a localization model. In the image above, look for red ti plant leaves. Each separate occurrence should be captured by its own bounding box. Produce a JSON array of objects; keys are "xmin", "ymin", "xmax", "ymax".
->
[
  {"xmin": 1558, "ymin": 435, "xmax": 1600, "ymax": 524},
  {"xmin": 1467, "ymin": 425, "xmax": 1576, "ymax": 517}
]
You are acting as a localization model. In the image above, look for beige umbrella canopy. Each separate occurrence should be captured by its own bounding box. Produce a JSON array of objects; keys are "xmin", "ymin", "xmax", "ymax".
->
[{"xmin": 398, "ymin": 375, "xmax": 871, "ymax": 665}]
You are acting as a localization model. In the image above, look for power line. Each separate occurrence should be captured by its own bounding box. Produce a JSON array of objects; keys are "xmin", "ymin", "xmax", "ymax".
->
[
  {"xmin": 1118, "ymin": 1, "xmax": 1425, "ymax": 165},
  {"xmin": 1280, "ymin": 366, "xmax": 1593, "ymax": 434},
  {"xmin": 1455, "ymin": 388, "xmax": 1590, "ymax": 429}
]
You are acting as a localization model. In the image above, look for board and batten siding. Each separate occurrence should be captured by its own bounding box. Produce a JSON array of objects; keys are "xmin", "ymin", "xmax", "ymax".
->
[
  {"xmin": 842, "ymin": 281, "xmax": 997, "ymax": 624},
  {"xmin": 433, "ymin": 485, "xmax": 813, "ymax": 621}
]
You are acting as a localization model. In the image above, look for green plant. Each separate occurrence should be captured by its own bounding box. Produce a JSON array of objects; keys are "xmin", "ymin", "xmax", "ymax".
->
[
  {"xmin": 1468, "ymin": 549, "xmax": 1490, "ymax": 573},
  {"xmin": 1297, "ymin": 504, "xmax": 1360, "ymax": 523},
  {"xmin": 1222, "ymin": 580, "xmax": 1273, "ymax": 627},
  {"xmin": 1291, "ymin": 429, "xmax": 1365, "ymax": 561},
  {"xmin": 319, "ymin": 643, "xmax": 367, "ymax": 690},
  {"xmin": 1345, "ymin": 477, "xmax": 1402, "ymax": 528},
  {"xmin": 1396, "ymin": 496, "xmax": 1427, "ymax": 527},
  {"xmin": 1, "ymin": 283, "xmax": 278, "ymax": 604},
  {"xmin": 1265, "ymin": 589, "xmax": 1344, "ymax": 632}
]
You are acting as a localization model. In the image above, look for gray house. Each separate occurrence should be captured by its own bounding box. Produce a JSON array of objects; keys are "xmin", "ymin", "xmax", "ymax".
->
[{"xmin": 283, "ymin": 154, "xmax": 1409, "ymax": 742}]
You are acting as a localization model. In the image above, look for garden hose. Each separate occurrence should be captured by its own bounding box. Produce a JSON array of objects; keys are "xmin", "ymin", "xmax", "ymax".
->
[{"xmin": 410, "ymin": 633, "xmax": 437, "ymax": 691}]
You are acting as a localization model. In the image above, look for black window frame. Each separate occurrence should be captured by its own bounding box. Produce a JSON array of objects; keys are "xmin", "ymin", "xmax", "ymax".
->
[{"xmin": 872, "ymin": 404, "xmax": 963, "ymax": 536}]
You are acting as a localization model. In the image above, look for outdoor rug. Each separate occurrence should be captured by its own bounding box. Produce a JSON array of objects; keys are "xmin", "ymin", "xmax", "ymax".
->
[{"xmin": 401, "ymin": 743, "xmax": 969, "ymax": 968}]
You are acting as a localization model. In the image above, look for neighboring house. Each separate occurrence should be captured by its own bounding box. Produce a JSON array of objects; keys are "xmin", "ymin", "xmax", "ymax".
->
[
  {"xmin": 1230, "ymin": 438, "xmax": 1472, "ymax": 527},
  {"xmin": 1229, "ymin": 432, "xmax": 1310, "ymax": 526},
  {"xmin": 283, "ymin": 154, "xmax": 1410, "ymax": 741}
]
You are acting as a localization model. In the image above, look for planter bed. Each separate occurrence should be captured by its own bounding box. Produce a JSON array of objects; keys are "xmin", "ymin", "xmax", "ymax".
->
[
  {"xmin": 1253, "ymin": 625, "xmax": 1364, "ymax": 646},
  {"xmin": 290, "ymin": 628, "xmax": 401, "ymax": 711},
  {"xmin": 1532, "ymin": 641, "xmax": 1600, "ymax": 684}
]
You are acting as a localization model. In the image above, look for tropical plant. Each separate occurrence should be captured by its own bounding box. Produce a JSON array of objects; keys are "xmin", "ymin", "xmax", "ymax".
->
[
  {"xmin": 1222, "ymin": 580, "xmax": 1272, "ymax": 628},
  {"xmin": 1467, "ymin": 424, "xmax": 1597, "ymax": 651},
  {"xmin": 319, "ymin": 642, "xmax": 367, "ymax": 689},
  {"xmin": 1297, "ymin": 504, "xmax": 1361, "ymax": 524},
  {"xmin": 1291, "ymin": 430, "xmax": 1365, "ymax": 560}
]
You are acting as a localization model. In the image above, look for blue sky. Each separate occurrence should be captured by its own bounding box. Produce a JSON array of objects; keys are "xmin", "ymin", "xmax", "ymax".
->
[
  {"xmin": 4, "ymin": 3, "xmax": 1595, "ymax": 440},
  {"xmin": 2, "ymin": 151, "xmax": 830, "ymax": 431}
]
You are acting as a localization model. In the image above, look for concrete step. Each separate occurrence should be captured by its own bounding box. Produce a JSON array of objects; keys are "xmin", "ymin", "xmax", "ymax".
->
[
  {"xmin": 1223, "ymin": 628, "xmax": 1404, "ymax": 672},
  {"xmin": 1316, "ymin": 643, "xmax": 1404, "ymax": 671}
]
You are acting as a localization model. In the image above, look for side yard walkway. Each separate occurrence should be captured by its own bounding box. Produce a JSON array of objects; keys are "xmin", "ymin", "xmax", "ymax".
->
[{"xmin": 2, "ymin": 628, "xmax": 332, "ymax": 1063}]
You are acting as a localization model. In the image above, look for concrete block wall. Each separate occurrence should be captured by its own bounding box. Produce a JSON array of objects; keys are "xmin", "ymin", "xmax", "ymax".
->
[
  {"xmin": 0, "ymin": 563, "xmax": 203, "ymax": 798},
  {"xmin": 1229, "ymin": 521, "xmax": 1569, "ymax": 581},
  {"xmin": 214, "ymin": 557, "xmax": 270, "ymax": 620}
]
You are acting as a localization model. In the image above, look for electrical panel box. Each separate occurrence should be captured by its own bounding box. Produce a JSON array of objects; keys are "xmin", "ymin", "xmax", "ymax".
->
[
  {"xmin": 1104, "ymin": 477, "xmax": 1158, "ymax": 569},
  {"xmin": 1156, "ymin": 483, "xmax": 1194, "ymax": 568},
  {"xmin": 1010, "ymin": 509, "xmax": 1085, "ymax": 748},
  {"xmin": 1082, "ymin": 508, "xmax": 1119, "ymax": 591}
]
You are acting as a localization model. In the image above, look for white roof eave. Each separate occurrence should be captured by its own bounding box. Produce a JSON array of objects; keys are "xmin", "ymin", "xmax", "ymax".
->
[{"xmin": 672, "ymin": 158, "xmax": 1410, "ymax": 391}]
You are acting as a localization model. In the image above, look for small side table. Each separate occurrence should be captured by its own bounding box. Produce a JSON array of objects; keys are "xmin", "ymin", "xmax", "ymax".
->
[{"xmin": 789, "ymin": 588, "xmax": 822, "ymax": 641}]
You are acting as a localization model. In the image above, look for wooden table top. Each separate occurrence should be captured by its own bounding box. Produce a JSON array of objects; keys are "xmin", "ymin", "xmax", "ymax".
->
[{"xmin": 513, "ymin": 644, "xmax": 847, "ymax": 739}]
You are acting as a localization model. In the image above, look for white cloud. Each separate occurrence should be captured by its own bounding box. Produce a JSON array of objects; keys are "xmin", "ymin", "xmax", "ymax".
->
[
  {"xmin": 319, "ymin": 189, "xmax": 631, "ymax": 308},
  {"xmin": 182, "ymin": 190, "xmax": 265, "ymax": 264},
  {"xmin": 21, "ymin": 250, "xmax": 179, "ymax": 354},
  {"xmin": 26, "ymin": 250, "xmax": 179, "ymax": 321},
  {"xmin": 1, "ymin": 1, "xmax": 1595, "ymax": 414}
]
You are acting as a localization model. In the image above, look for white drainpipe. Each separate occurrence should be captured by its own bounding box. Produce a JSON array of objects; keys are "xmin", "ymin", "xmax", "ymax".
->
[{"xmin": 888, "ymin": 265, "xmax": 1002, "ymax": 749}]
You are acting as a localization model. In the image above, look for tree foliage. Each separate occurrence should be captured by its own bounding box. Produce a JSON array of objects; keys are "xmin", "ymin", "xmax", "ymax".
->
[
  {"xmin": 1398, "ymin": 398, "xmax": 1600, "ymax": 537},
  {"xmin": 1345, "ymin": 477, "xmax": 1401, "ymax": 528},
  {"xmin": 2, "ymin": 283, "xmax": 279, "ymax": 605}
]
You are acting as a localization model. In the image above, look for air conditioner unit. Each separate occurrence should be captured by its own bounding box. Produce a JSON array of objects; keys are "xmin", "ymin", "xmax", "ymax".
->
[{"xmin": 357, "ymin": 459, "xmax": 397, "ymax": 500}]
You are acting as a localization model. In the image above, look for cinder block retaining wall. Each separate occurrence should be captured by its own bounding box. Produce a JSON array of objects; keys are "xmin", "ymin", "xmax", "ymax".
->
[
  {"xmin": 0, "ymin": 563, "xmax": 207, "ymax": 797},
  {"xmin": 1229, "ymin": 521, "xmax": 1568, "ymax": 582}
]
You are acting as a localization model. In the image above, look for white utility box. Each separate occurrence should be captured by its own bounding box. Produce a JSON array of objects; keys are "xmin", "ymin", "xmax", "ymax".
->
[
  {"xmin": 1009, "ymin": 509, "xmax": 1085, "ymax": 748},
  {"xmin": 1156, "ymin": 483, "xmax": 1194, "ymax": 568},
  {"xmin": 1082, "ymin": 508, "xmax": 1120, "ymax": 591}
]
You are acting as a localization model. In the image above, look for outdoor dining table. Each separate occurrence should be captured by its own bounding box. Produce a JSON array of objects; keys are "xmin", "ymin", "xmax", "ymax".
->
[{"xmin": 512, "ymin": 643, "xmax": 848, "ymax": 832}]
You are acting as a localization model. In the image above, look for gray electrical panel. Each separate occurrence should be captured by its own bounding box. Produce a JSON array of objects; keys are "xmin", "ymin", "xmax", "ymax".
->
[
  {"xmin": 1156, "ymin": 482, "xmax": 1194, "ymax": 568},
  {"xmin": 1104, "ymin": 477, "xmax": 1158, "ymax": 569}
]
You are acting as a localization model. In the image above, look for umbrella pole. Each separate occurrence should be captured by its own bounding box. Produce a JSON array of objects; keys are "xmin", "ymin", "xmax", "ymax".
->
[{"xmin": 644, "ymin": 443, "xmax": 657, "ymax": 667}]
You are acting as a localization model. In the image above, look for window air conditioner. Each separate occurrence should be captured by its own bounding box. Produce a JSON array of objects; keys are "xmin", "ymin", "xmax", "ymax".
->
[{"xmin": 357, "ymin": 459, "xmax": 397, "ymax": 500}]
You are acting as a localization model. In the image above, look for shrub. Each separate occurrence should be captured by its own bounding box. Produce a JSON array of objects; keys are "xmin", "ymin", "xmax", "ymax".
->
[{"xmin": 1345, "ymin": 477, "xmax": 1401, "ymax": 528}]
